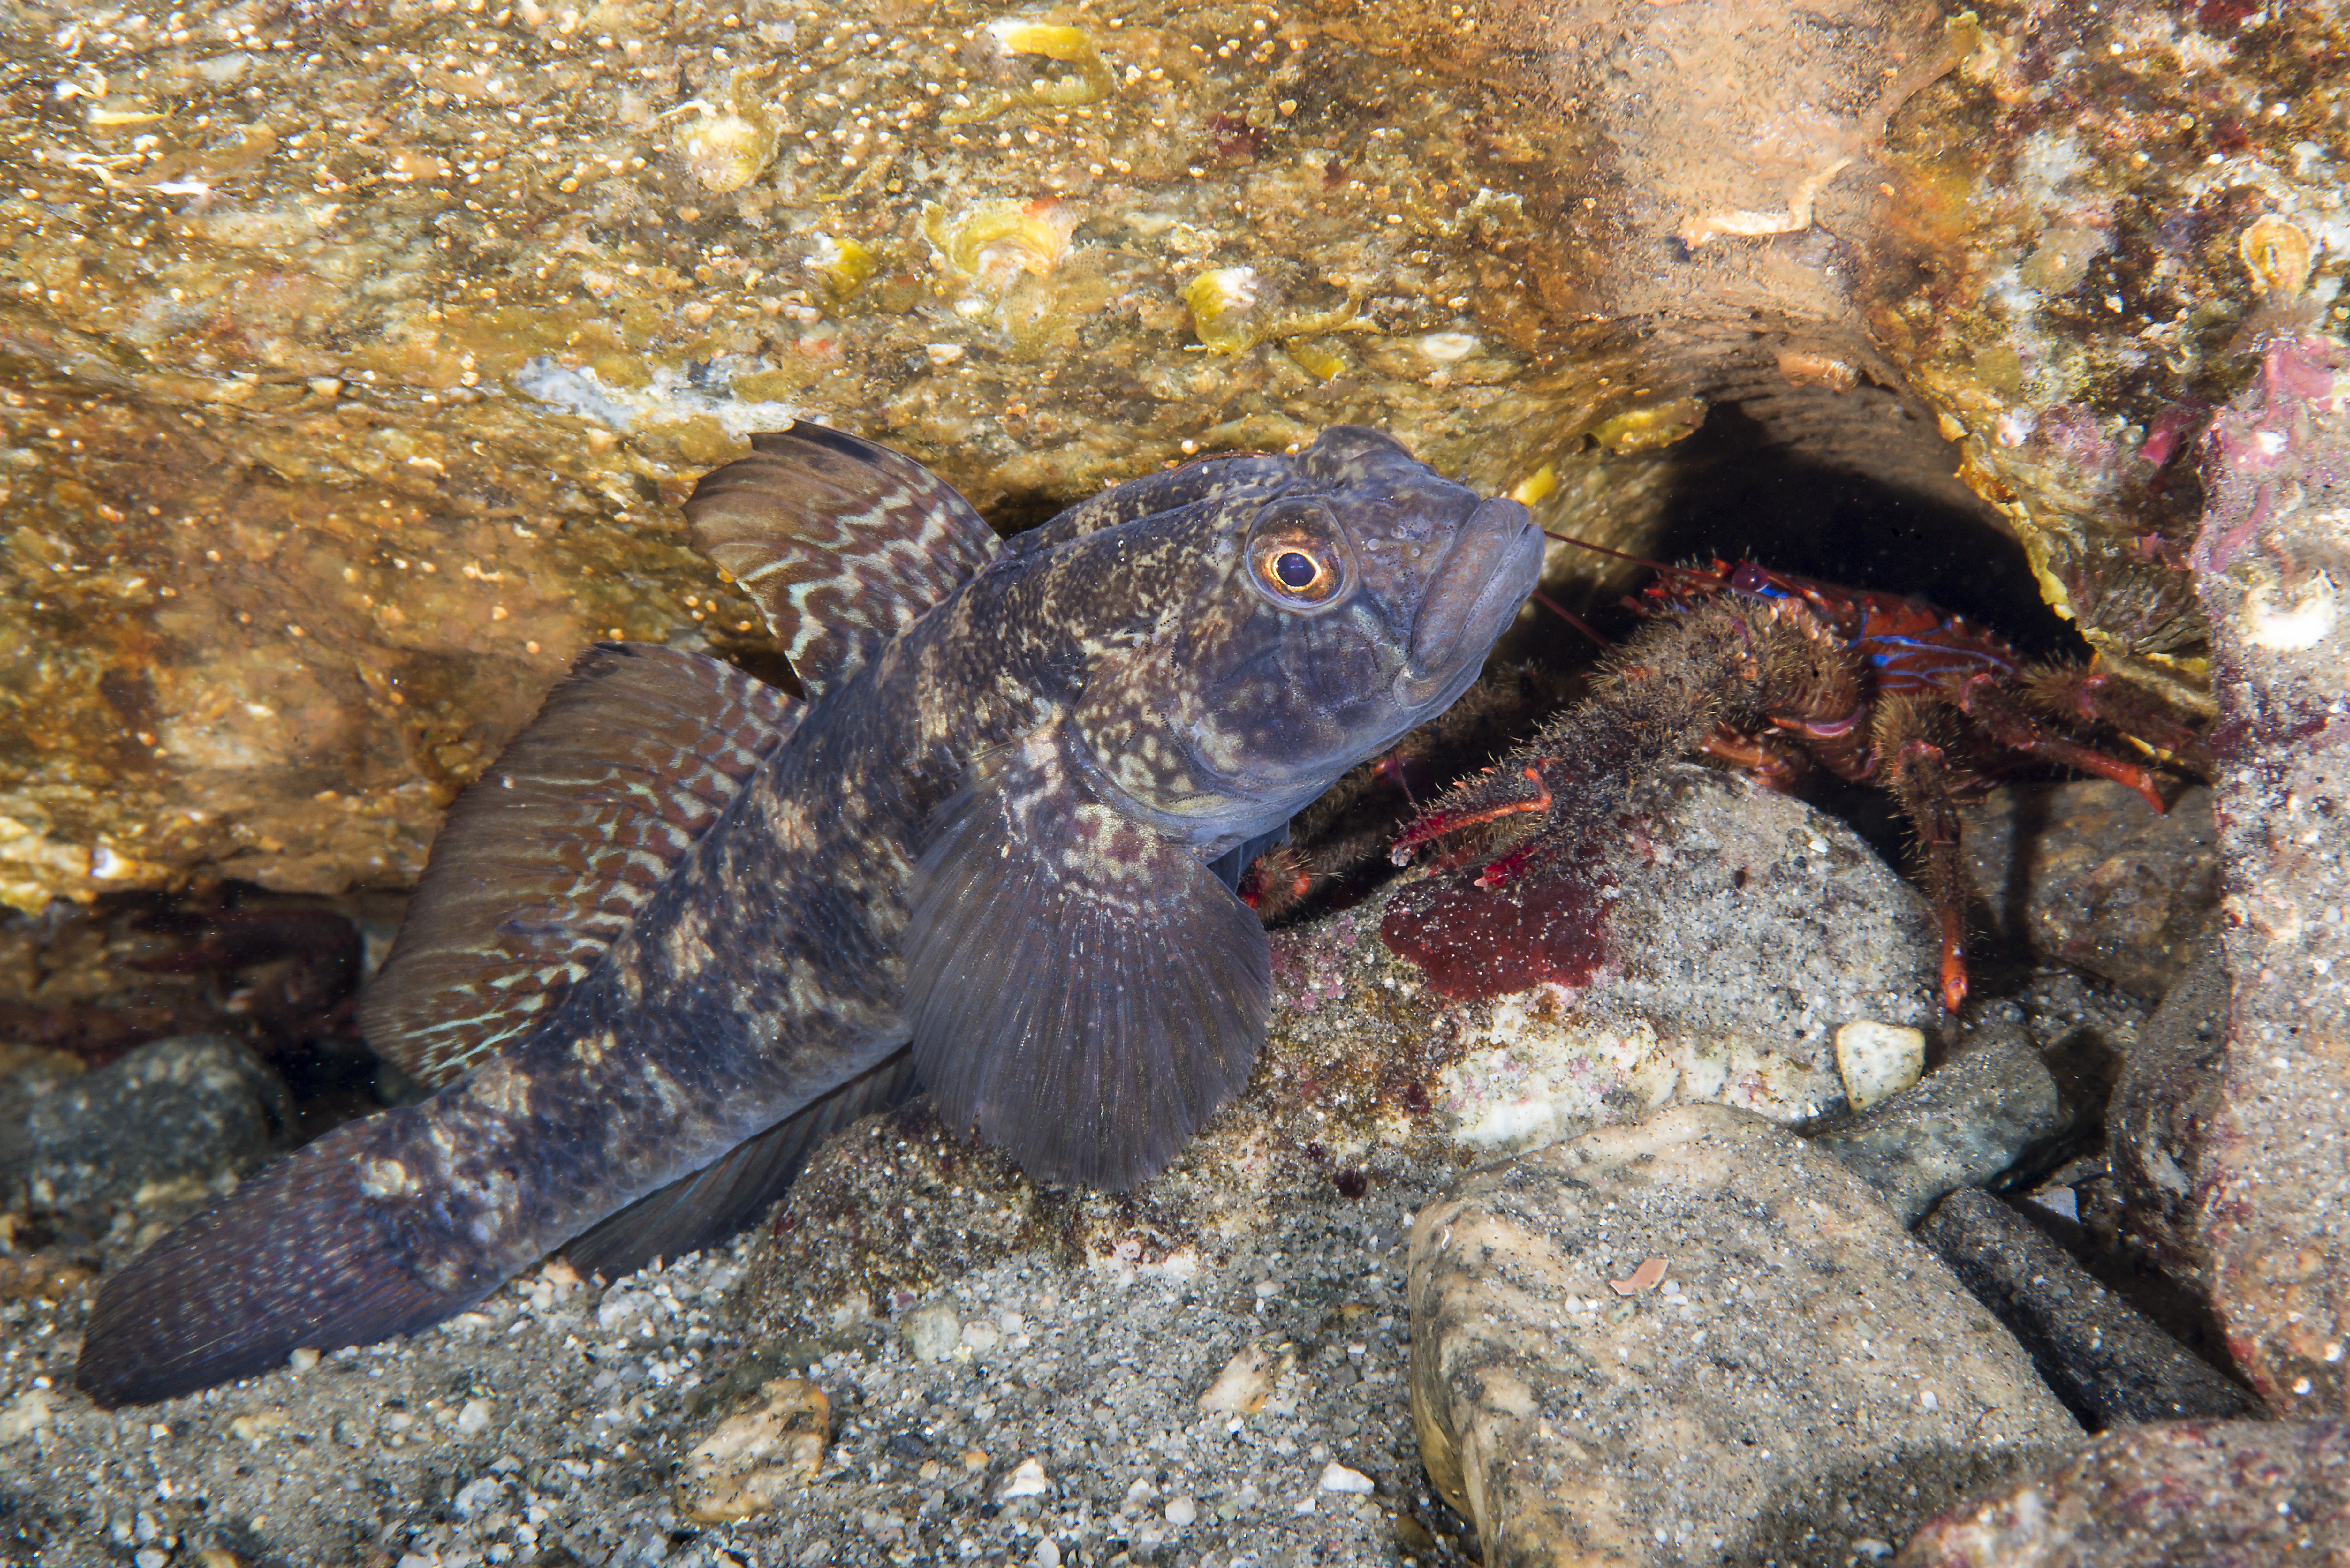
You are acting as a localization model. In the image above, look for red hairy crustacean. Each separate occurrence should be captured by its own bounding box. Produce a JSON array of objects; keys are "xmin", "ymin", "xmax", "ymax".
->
[{"xmin": 1386, "ymin": 538, "xmax": 2209, "ymax": 1012}]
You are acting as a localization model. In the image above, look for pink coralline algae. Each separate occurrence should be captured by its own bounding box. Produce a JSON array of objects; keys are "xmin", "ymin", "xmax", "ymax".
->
[
  {"xmin": 2184, "ymin": 326, "xmax": 2350, "ymax": 1419},
  {"xmin": 2190, "ymin": 335, "xmax": 2349, "ymax": 577},
  {"xmin": 1269, "ymin": 913, "xmax": 1359, "ymax": 1012}
]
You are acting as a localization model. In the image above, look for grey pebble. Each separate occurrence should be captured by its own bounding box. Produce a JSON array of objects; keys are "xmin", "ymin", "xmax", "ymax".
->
[
  {"xmin": 1805, "ymin": 1030, "xmax": 2063, "ymax": 1224},
  {"xmin": 1917, "ymin": 1187, "xmax": 2259, "ymax": 1429},
  {"xmin": 0, "ymin": 1035, "xmax": 288, "ymax": 1229},
  {"xmin": 900, "ymin": 1301, "xmax": 961, "ymax": 1363}
]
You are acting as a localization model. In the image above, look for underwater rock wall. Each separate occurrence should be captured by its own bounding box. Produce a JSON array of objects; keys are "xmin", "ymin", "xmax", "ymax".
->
[{"xmin": 0, "ymin": 0, "xmax": 2342, "ymax": 913}]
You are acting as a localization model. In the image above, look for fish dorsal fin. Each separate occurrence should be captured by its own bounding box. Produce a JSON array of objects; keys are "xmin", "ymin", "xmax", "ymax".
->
[
  {"xmin": 358, "ymin": 643, "xmax": 800, "ymax": 1088},
  {"xmin": 902, "ymin": 729, "xmax": 1271, "ymax": 1192},
  {"xmin": 685, "ymin": 423, "xmax": 1001, "ymax": 696}
]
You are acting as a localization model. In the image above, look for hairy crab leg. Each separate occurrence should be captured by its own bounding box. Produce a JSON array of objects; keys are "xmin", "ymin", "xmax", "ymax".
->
[
  {"xmin": 1950, "ymin": 672, "xmax": 2171, "ymax": 813},
  {"xmin": 1875, "ymin": 702, "xmax": 1973, "ymax": 1013},
  {"xmin": 1388, "ymin": 765, "xmax": 1555, "ymax": 863},
  {"xmin": 2024, "ymin": 664, "xmax": 2211, "ymax": 772}
]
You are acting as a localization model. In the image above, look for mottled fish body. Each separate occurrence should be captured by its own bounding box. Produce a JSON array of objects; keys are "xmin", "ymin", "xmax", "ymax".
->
[{"xmin": 76, "ymin": 426, "xmax": 1540, "ymax": 1407}]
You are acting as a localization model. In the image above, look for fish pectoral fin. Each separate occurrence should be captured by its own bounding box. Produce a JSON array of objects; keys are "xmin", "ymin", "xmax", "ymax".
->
[
  {"xmin": 562, "ymin": 1051, "xmax": 919, "ymax": 1279},
  {"xmin": 685, "ymin": 422, "xmax": 1001, "ymax": 696},
  {"xmin": 358, "ymin": 642, "xmax": 801, "ymax": 1089},
  {"xmin": 904, "ymin": 735, "xmax": 1271, "ymax": 1193},
  {"xmin": 74, "ymin": 1122, "xmax": 497, "ymax": 1408}
]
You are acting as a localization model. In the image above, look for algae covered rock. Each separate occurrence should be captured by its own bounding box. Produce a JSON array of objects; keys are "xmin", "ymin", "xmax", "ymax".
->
[{"xmin": 4, "ymin": 0, "xmax": 2336, "ymax": 904}]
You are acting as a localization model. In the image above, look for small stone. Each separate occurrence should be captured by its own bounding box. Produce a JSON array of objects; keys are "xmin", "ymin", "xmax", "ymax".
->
[
  {"xmin": 1837, "ymin": 1020, "xmax": 1927, "ymax": 1111},
  {"xmin": 452, "ymin": 1475, "xmax": 503, "ymax": 1519},
  {"xmin": 1410, "ymin": 1105, "xmax": 2076, "ymax": 1565},
  {"xmin": 1032, "ymin": 1538, "xmax": 1061, "ymax": 1567},
  {"xmin": 901, "ymin": 1301, "xmax": 960, "ymax": 1363},
  {"xmin": 2104, "ymin": 932, "xmax": 2227, "ymax": 1286},
  {"xmin": 134, "ymin": 1550, "xmax": 167, "ymax": 1568},
  {"xmin": 453, "ymin": 1398, "xmax": 492, "ymax": 1435},
  {"xmin": 1165, "ymin": 1496, "xmax": 1198, "ymax": 1527},
  {"xmin": 0, "ymin": 1252, "xmax": 98, "ymax": 1303},
  {"xmin": 677, "ymin": 1378, "xmax": 830, "ymax": 1523},
  {"xmin": 1805, "ymin": 1031, "xmax": 2062, "ymax": 1224},
  {"xmin": 285, "ymin": 1347, "xmax": 321, "ymax": 1374},
  {"xmin": 0, "ymin": 1036, "xmax": 289, "ymax": 1227},
  {"xmin": 1196, "ymin": 1344, "xmax": 1276, "ymax": 1414},
  {"xmin": 0, "ymin": 1389, "xmax": 54, "ymax": 1443},
  {"xmin": 996, "ymin": 1456, "xmax": 1050, "ymax": 1500},
  {"xmin": 1919, "ymin": 1189, "xmax": 2259, "ymax": 1428},
  {"xmin": 1959, "ymin": 781, "xmax": 2222, "ymax": 999},
  {"xmin": 1892, "ymin": 1419, "xmax": 2350, "ymax": 1566},
  {"xmin": 1317, "ymin": 1461, "xmax": 1375, "ymax": 1494},
  {"xmin": 226, "ymin": 1412, "xmax": 286, "ymax": 1445}
]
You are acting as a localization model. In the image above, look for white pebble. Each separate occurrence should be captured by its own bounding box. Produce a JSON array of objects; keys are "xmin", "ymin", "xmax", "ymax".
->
[
  {"xmin": 286, "ymin": 1347, "xmax": 321, "ymax": 1374},
  {"xmin": 454, "ymin": 1398, "xmax": 493, "ymax": 1436},
  {"xmin": 1835, "ymin": 1021, "xmax": 1926, "ymax": 1111},
  {"xmin": 1318, "ymin": 1461, "xmax": 1375, "ymax": 1494},
  {"xmin": 2247, "ymin": 579, "xmax": 2337, "ymax": 651},
  {"xmin": 1033, "ymin": 1540, "xmax": 1061, "ymax": 1567},
  {"xmin": 997, "ymin": 1456, "xmax": 1050, "ymax": 1500},
  {"xmin": 1164, "ymin": 1495, "xmax": 1198, "ymax": 1526},
  {"xmin": 901, "ymin": 1302, "xmax": 961, "ymax": 1363}
]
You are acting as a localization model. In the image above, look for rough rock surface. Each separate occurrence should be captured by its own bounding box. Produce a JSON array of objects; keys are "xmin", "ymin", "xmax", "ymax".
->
[
  {"xmin": 1917, "ymin": 1188, "xmax": 2258, "ymax": 1429},
  {"xmin": 2, "ymin": 0, "xmax": 2341, "ymax": 905},
  {"xmin": 1959, "ymin": 781, "xmax": 2222, "ymax": 1000},
  {"xmin": 1892, "ymin": 1419, "xmax": 2350, "ymax": 1568},
  {"xmin": 0, "ymin": 1033, "xmax": 288, "ymax": 1228},
  {"xmin": 1407, "ymin": 1104, "xmax": 2079, "ymax": 1568},
  {"xmin": 2102, "ymin": 929, "xmax": 2228, "ymax": 1285},
  {"xmin": 739, "ymin": 765, "xmax": 1935, "ymax": 1336},
  {"xmin": 1802, "ymin": 1032, "xmax": 2063, "ymax": 1226},
  {"xmin": 2186, "ymin": 334, "xmax": 2350, "ymax": 1418}
]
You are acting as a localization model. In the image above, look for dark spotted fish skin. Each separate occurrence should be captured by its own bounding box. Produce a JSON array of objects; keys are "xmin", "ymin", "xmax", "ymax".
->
[{"xmin": 75, "ymin": 425, "xmax": 1540, "ymax": 1407}]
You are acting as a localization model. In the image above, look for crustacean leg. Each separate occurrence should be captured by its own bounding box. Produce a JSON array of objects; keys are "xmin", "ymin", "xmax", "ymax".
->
[
  {"xmin": 2022, "ymin": 663, "xmax": 2211, "ymax": 773},
  {"xmin": 1873, "ymin": 698, "xmax": 1973, "ymax": 1013},
  {"xmin": 1949, "ymin": 670, "xmax": 2172, "ymax": 812},
  {"xmin": 1392, "ymin": 596, "xmax": 1823, "ymax": 871}
]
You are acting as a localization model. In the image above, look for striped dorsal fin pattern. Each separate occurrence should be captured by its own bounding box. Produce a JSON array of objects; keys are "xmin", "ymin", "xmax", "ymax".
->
[
  {"xmin": 684, "ymin": 422, "xmax": 1002, "ymax": 697},
  {"xmin": 357, "ymin": 642, "xmax": 800, "ymax": 1087}
]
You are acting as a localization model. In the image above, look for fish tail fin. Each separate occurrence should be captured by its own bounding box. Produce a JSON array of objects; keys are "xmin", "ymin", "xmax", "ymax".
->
[{"xmin": 75, "ymin": 1137, "xmax": 493, "ymax": 1408}]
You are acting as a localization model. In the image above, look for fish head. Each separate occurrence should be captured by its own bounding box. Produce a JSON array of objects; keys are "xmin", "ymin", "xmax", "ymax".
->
[{"xmin": 1060, "ymin": 426, "xmax": 1542, "ymax": 849}]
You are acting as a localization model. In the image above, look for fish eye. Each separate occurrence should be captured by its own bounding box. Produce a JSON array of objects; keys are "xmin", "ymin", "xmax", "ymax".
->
[{"xmin": 1245, "ymin": 498, "xmax": 1352, "ymax": 609}]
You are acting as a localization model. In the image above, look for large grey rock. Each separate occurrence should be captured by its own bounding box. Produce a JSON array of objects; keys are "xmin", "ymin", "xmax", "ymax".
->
[
  {"xmin": 1917, "ymin": 1189, "xmax": 2257, "ymax": 1430},
  {"xmin": 1804, "ymin": 1033, "xmax": 2063, "ymax": 1225},
  {"xmin": 0, "ymin": 1035, "xmax": 289, "ymax": 1226},
  {"xmin": 1958, "ymin": 782, "xmax": 2222, "ymax": 1001},
  {"xmin": 1894, "ymin": 1419, "xmax": 2350, "ymax": 1568},
  {"xmin": 1408, "ymin": 1105, "xmax": 2078, "ymax": 1568},
  {"xmin": 2102, "ymin": 932, "xmax": 2228, "ymax": 1287}
]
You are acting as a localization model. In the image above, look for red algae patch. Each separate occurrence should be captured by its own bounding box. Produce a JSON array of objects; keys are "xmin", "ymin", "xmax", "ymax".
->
[{"xmin": 1378, "ymin": 853, "xmax": 1617, "ymax": 1001}]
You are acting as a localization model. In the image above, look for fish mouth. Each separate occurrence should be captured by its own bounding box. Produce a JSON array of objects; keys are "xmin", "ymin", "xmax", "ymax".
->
[{"xmin": 1398, "ymin": 497, "xmax": 1543, "ymax": 707}]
